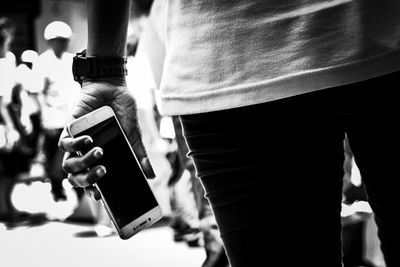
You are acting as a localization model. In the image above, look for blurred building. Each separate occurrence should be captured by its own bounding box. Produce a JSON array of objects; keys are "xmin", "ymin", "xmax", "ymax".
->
[
  {"xmin": 1, "ymin": 0, "xmax": 40, "ymax": 61},
  {"xmin": 1, "ymin": 0, "xmax": 87, "ymax": 63}
]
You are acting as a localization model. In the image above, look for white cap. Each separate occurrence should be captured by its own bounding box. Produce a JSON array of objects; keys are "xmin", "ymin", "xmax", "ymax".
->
[
  {"xmin": 21, "ymin": 49, "xmax": 38, "ymax": 63},
  {"xmin": 44, "ymin": 21, "xmax": 72, "ymax": 40}
]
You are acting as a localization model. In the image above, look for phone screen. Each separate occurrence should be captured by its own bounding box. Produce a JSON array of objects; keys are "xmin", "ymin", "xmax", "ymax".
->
[{"xmin": 75, "ymin": 116, "xmax": 159, "ymax": 228}]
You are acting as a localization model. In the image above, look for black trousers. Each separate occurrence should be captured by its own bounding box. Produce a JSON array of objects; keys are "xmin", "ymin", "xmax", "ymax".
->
[{"xmin": 180, "ymin": 71, "xmax": 399, "ymax": 267}]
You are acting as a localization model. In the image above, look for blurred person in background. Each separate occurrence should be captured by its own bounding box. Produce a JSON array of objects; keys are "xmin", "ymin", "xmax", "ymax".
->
[
  {"xmin": 3, "ymin": 48, "xmax": 50, "ymax": 228},
  {"xmin": 125, "ymin": 20, "xmax": 174, "ymax": 213},
  {"xmin": 33, "ymin": 21, "xmax": 81, "ymax": 202},
  {"xmin": 0, "ymin": 16, "xmax": 32, "ymax": 227},
  {"xmin": 60, "ymin": 1, "xmax": 400, "ymax": 266},
  {"xmin": 0, "ymin": 17, "xmax": 18, "ymax": 151},
  {"xmin": 10, "ymin": 50, "xmax": 43, "ymax": 175},
  {"xmin": 125, "ymin": 21, "xmax": 169, "ymax": 155}
]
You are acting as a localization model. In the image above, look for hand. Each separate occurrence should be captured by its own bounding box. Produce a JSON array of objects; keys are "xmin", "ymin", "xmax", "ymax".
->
[
  {"xmin": 0, "ymin": 125, "xmax": 20, "ymax": 152},
  {"xmin": 58, "ymin": 77, "xmax": 155, "ymax": 199},
  {"xmin": 5, "ymin": 127, "xmax": 20, "ymax": 151}
]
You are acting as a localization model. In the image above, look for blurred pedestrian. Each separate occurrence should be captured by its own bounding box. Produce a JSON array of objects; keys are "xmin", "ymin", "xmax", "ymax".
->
[
  {"xmin": 33, "ymin": 21, "xmax": 80, "ymax": 202},
  {"xmin": 125, "ymin": 22, "xmax": 169, "ymax": 154},
  {"xmin": 10, "ymin": 50, "xmax": 42, "ymax": 169},
  {"xmin": 0, "ymin": 16, "xmax": 32, "ymax": 227},
  {"xmin": 60, "ymin": 1, "xmax": 400, "ymax": 267}
]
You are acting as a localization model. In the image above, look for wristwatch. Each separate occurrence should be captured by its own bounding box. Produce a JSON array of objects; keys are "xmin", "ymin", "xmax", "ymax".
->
[{"xmin": 72, "ymin": 49, "xmax": 128, "ymax": 86}]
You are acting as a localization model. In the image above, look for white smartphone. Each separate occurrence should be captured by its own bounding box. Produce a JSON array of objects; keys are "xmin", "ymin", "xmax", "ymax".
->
[{"xmin": 66, "ymin": 105, "xmax": 163, "ymax": 239}]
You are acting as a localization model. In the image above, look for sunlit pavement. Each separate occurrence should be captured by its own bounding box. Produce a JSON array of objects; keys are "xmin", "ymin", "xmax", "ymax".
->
[
  {"xmin": 0, "ymin": 175, "xmax": 206, "ymax": 267},
  {"xmin": 0, "ymin": 220, "xmax": 205, "ymax": 267}
]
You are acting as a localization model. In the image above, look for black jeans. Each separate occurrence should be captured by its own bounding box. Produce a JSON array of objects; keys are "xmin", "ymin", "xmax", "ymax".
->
[
  {"xmin": 180, "ymin": 71, "xmax": 399, "ymax": 267},
  {"xmin": 172, "ymin": 116, "xmax": 215, "ymax": 222}
]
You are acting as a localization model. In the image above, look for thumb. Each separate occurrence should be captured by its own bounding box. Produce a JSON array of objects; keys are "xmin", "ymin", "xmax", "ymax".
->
[
  {"xmin": 130, "ymin": 129, "xmax": 156, "ymax": 179},
  {"xmin": 141, "ymin": 157, "xmax": 156, "ymax": 179}
]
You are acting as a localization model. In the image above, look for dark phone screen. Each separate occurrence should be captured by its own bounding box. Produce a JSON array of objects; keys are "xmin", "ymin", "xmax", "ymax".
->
[{"xmin": 76, "ymin": 117, "xmax": 158, "ymax": 228}]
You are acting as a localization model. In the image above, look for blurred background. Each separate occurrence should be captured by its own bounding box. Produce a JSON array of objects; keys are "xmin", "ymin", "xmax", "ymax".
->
[{"xmin": 0, "ymin": 1, "xmax": 387, "ymax": 267}]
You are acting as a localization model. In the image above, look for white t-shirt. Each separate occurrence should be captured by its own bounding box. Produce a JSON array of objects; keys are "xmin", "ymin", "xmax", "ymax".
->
[
  {"xmin": 16, "ymin": 63, "xmax": 37, "ymax": 94},
  {"xmin": 33, "ymin": 49, "xmax": 80, "ymax": 129},
  {"xmin": 0, "ymin": 52, "xmax": 16, "ymax": 105},
  {"xmin": 160, "ymin": 0, "xmax": 400, "ymax": 115},
  {"xmin": 15, "ymin": 64, "xmax": 41, "ymax": 131}
]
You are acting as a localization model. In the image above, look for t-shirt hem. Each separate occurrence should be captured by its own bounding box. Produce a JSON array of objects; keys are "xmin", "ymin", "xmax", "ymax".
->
[{"xmin": 160, "ymin": 50, "xmax": 400, "ymax": 116}]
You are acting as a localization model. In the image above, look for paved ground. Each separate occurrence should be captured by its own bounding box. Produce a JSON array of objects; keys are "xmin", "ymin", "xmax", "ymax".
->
[
  {"xmin": 0, "ymin": 220, "xmax": 205, "ymax": 267},
  {"xmin": 0, "ymin": 178, "xmax": 205, "ymax": 267}
]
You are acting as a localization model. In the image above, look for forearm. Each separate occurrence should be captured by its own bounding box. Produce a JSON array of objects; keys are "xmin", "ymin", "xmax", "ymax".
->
[{"xmin": 86, "ymin": 0, "xmax": 132, "ymax": 57}]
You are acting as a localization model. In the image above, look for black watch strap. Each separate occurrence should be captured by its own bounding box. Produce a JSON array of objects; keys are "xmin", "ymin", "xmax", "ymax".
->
[{"xmin": 72, "ymin": 49, "xmax": 128, "ymax": 86}]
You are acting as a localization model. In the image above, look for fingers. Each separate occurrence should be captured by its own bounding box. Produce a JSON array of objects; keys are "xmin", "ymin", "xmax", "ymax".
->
[
  {"xmin": 141, "ymin": 157, "xmax": 156, "ymax": 179},
  {"xmin": 129, "ymin": 129, "xmax": 156, "ymax": 179},
  {"xmin": 59, "ymin": 133, "xmax": 93, "ymax": 153},
  {"xmin": 68, "ymin": 165, "xmax": 106, "ymax": 188},
  {"xmin": 62, "ymin": 141, "xmax": 106, "ymax": 194},
  {"xmin": 62, "ymin": 147, "xmax": 103, "ymax": 173},
  {"xmin": 85, "ymin": 186, "xmax": 102, "ymax": 201}
]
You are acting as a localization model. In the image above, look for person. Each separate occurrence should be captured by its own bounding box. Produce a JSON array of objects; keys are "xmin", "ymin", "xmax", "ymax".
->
[
  {"xmin": 0, "ymin": 17, "xmax": 45, "ymax": 228},
  {"xmin": 33, "ymin": 21, "xmax": 81, "ymax": 202},
  {"xmin": 59, "ymin": 1, "xmax": 400, "ymax": 267},
  {"xmin": 125, "ymin": 21, "xmax": 169, "ymax": 155},
  {"xmin": 0, "ymin": 17, "xmax": 18, "ymax": 154},
  {"xmin": 0, "ymin": 16, "xmax": 22, "ymax": 225},
  {"xmin": 0, "ymin": 17, "xmax": 30, "ymax": 226},
  {"xmin": 10, "ymin": 50, "xmax": 43, "ymax": 172}
]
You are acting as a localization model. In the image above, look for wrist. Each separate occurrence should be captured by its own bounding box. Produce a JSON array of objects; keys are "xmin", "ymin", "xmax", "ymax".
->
[
  {"xmin": 82, "ymin": 76, "xmax": 127, "ymax": 87},
  {"xmin": 73, "ymin": 49, "xmax": 128, "ymax": 86}
]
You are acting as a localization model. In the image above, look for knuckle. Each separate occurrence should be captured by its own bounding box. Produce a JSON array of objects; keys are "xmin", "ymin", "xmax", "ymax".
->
[
  {"xmin": 61, "ymin": 139, "xmax": 72, "ymax": 152},
  {"xmin": 77, "ymin": 161, "xmax": 87, "ymax": 171},
  {"xmin": 62, "ymin": 161, "xmax": 71, "ymax": 173},
  {"xmin": 76, "ymin": 176, "xmax": 88, "ymax": 188},
  {"xmin": 87, "ymin": 170, "xmax": 99, "ymax": 184},
  {"xmin": 67, "ymin": 175, "xmax": 76, "ymax": 186}
]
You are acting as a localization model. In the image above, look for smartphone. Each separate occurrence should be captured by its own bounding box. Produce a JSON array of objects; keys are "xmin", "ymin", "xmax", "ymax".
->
[{"xmin": 67, "ymin": 105, "xmax": 162, "ymax": 239}]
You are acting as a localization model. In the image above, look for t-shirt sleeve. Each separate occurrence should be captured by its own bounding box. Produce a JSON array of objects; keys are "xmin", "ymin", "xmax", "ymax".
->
[{"xmin": 0, "ymin": 58, "xmax": 16, "ymax": 104}]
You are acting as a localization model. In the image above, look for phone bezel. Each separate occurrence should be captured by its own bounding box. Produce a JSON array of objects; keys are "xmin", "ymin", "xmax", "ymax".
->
[{"xmin": 66, "ymin": 105, "xmax": 163, "ymax": 239}]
